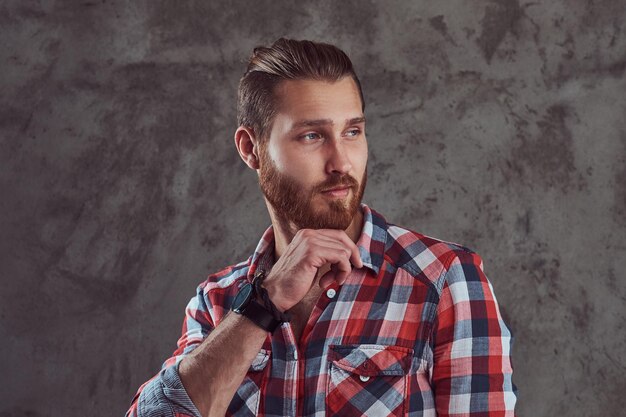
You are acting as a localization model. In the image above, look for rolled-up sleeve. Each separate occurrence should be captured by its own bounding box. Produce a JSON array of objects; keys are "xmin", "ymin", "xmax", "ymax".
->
[
  {"xmin": 431, "ymin": 249, "xmax": 517, "ymax": 416},
  {"xmin": 125, "ymin": 282, "xmax": 215, "ymax": 417}
]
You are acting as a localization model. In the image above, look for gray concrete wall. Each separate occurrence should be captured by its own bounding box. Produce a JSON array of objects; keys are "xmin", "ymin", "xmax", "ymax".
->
[{"xmin": 1, "ymin": 1, "xmax": 624, "ymax": 416}]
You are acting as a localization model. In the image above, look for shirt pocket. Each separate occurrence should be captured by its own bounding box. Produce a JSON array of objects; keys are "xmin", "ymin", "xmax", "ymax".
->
[
  {"xmin": 326, "ymin": 344, "xmax": 414, "ymax": 417},
  {"xmin": 226, "ymin": 348, "xmax": 271, "ymax": 417}
]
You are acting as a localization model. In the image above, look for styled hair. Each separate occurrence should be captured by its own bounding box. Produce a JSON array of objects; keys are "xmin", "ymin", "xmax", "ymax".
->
[{"xmin": 237, "ymin": 38, "xmax": 365, "ymax": 142}]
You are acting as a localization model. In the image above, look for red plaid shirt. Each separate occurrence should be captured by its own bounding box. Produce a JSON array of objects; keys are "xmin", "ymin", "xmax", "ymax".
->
[{"xmin": 126, "ymin": 204, "xmax": 517, "ymax": 416}]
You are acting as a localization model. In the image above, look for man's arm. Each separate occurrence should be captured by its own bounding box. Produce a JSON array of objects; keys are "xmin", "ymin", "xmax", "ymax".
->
[
  {"xmin": 124, "ymin": 281, "xmax": 271, "ymax": 417},
  {"xmin": 177, "ymin": 229, "xmax": 362, "ymax": 416},
  {"xmin": 177, "ymin": 310, "xmax": 268, "ymax": 416},
  {"xmin": 125, "ymin": 228, "xmax": 363, "ymax": 417},
  {"xmin": 431, "ymin": 249, "xmax": 517, "ymax": 416}
]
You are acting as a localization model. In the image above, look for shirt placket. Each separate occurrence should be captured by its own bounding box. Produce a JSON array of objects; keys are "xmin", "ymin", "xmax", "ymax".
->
[
  {"xmin": 279, "ymin": 322, "xmax": 299, "ymax": 416},
  {"xmin": 255, "ymin": 245, "xmax": 343, "ymax": 416},
  {"xmin": 282, "ymin": 280, "xmax": 341, "ymax": 417}
]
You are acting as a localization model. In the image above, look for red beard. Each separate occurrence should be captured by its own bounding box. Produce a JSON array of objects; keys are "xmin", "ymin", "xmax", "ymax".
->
[{"xmin": 257, "ymin": 145, "xmax": 367, "ymax": 231}]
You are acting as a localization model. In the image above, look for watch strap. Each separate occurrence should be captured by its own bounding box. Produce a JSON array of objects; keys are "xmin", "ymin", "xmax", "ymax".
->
[
  {"xmin": 254, "ymin": 271, "xmax": 291, "ymax": 323},
  {"xmin": 240, "ymin": 297, "xmax": 282, "ymax": 334}
]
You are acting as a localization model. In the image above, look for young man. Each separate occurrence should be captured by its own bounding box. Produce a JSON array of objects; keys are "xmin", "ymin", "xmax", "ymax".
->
[{"xmin": 126, "ymin": 38, "xmax": 517, "ymax": 417}]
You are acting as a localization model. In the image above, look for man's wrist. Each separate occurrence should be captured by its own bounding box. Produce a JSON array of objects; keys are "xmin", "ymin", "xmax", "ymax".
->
[{"xmin": 260, "ymin": 281, "xmax": 289, "ymax": 313}]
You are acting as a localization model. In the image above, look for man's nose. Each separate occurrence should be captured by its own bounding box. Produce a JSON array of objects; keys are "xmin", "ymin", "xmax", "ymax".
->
[{"xmin": 325, "ymin": 137, "xmax": 352, "ymax": 175}]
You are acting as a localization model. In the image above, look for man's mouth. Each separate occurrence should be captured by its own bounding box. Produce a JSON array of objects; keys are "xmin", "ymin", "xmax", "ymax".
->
[{"xmin": 321, "ymin": 186, "xmax": 351, "ymax": 197}]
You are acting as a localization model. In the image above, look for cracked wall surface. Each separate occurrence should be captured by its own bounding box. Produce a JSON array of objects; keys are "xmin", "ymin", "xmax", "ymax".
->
[{"xmin": 1, "ymin": 1, "xmax": 624, "ymax": 416}]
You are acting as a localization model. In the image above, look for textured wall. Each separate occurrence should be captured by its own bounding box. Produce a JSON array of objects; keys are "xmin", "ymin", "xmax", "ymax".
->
[{"xmin": 1, "ymin": 1, "xmax": 624, "ymax": 416}]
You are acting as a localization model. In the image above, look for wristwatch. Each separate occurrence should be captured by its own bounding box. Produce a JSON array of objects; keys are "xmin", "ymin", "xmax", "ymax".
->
[{"xmin": 231, "ymin": 282, "xmax": 282, "ymax": 333}]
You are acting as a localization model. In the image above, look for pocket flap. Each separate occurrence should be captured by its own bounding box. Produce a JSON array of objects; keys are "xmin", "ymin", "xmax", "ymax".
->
[
  {"xmin": 329, "ymin": 344, "xmax": 413, "ymax": 376},
  {"xmin": 249, "ymin": 348, "xmax": 271, "ymax": 372}
]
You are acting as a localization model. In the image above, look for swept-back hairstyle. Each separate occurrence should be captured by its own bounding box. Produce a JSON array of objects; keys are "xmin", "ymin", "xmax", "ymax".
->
[{"xmin": 237, "ymin": 38, "xmax": 365, "ymax": 142}]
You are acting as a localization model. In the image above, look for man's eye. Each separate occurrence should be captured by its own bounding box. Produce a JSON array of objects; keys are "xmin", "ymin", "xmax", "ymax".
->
[
  {"xmin": 346, "ymin": 129, "xmax": 361, "ymax": 137},
  {"xmin": 301, "ymin": 133, "xmax": 321, "ymax": 141}
]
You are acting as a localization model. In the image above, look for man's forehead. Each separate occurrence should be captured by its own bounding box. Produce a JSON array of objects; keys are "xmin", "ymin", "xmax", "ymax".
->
[{"xmin": 272, "ymin": 78, "xmax": 364, "ymax": 131}]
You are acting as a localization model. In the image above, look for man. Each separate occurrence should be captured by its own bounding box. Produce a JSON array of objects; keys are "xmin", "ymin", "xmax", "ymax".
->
[{"xmin": 126, "ymin": 38, "xmax": 517, "ymax": 417}]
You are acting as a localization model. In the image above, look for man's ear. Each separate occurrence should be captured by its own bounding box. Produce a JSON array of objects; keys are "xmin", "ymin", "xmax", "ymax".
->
[{"xmin": 234, "ymin": 126, "xmax": 260, "ymax": 170}]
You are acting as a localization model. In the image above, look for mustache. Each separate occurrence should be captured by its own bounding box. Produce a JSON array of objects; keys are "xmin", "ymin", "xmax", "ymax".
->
[{"xmin": 316, "ymin": 175, "xmax": 359, "ymax": 192}]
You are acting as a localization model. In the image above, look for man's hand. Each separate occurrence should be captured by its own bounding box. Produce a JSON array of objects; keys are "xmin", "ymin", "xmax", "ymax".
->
[{"xmin": 262, "ymin": 229, "xmax": 363, "ymax": 312}]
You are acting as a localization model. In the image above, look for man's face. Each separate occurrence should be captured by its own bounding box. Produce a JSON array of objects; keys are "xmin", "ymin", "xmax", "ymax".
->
[{"xmin": 257, "ymin": 76, "xmax": 368, "ymax": 231}]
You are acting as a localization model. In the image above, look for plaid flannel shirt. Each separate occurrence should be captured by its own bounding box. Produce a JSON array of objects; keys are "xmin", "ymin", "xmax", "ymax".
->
[{"xmin": 126, "ymin": 203, "xmax": 517, "ymax": 416}]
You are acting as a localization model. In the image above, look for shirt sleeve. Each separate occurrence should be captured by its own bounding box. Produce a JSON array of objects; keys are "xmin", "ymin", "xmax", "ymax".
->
[
  {"xmin": 125, "ymin": 282, "xmax": 214, "ymax": 417},
  {"xmin": 431, "ymin": 249, "xmax": 518, "ymax": 416}
]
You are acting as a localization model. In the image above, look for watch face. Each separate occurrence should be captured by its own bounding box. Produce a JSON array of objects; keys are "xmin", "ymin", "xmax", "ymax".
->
[{"xmin": 232, "ymin": 282, "xmax": 253, "ymax": 313}]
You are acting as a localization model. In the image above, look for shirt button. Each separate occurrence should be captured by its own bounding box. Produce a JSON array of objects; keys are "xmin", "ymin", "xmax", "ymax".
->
[
  {"xmin": 359, "ymin": 375, "xmax": 370, "ymax": 382},
  {"xmin": 326, "ymin": 288, "xmax": 337, "ymax": 299}
]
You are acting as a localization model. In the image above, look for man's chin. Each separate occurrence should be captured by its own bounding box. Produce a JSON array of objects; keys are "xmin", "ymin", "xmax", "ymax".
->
[
  {"xmin": 306, "ymin": 201, "xmax": 357, "ymax": 230},
  {"xmin": 269, "ymin": 188, "xmax": 362, "ymax": 231}
]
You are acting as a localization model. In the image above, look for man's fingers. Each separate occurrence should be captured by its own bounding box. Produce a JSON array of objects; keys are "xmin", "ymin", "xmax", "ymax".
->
[
  {"xmin": 317, "ymin": 252, "xmax": 351, "ymax": 289},
  {"xmin": 319, "ymin": 265, "xmax": 349, "ymax": 289},
  {"xmin": 307, "ymin": 238, "xmax": 352, "ymax": 262},
  {"xmin": 315, "ymin": 229, "xmax": 364, "ymax": 269},
  {"xmin": 319, "ymin": 271, "xmax": 335, "ymax": 289},
  {"xmin": 331, "ymin": 262, "xmax": 350, "ymax": 285}
]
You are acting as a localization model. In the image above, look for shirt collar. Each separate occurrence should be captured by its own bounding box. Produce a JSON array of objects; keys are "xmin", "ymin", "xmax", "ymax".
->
[{"xmin": 246, "ymin": 203, "xmax": 388, "ymax": 282}]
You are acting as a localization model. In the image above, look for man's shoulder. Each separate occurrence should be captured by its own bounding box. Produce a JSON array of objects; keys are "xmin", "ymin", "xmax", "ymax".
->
[
  {"xmin": 385, "ymin": 220, "xmax": 476, "ymax": 255},
  {"xmin": 382, "ymin": 218, "xmax": 478, "ymax": 284}
]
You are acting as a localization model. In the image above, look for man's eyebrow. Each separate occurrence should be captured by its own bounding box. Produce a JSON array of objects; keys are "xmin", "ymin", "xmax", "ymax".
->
[{"xmin": 290, "ymin": 116, "xmax": 366, "ymax": 130}]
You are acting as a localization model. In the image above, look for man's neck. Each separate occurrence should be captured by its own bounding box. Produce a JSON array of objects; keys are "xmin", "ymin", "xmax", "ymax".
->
[{"xmin": 268, "ymin": 205, "xmax": 364, "ymax": 261}]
